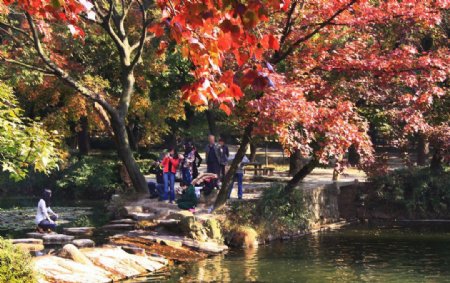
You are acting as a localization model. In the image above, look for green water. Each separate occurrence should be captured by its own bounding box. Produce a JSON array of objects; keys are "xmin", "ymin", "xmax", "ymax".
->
[
  {"xmin": 133, "ymin": 224, "xmax": 450, "ymax": 282},
  {"xmin": 0, "ymin": 197, "xmax": 109, "ymax": 239}
]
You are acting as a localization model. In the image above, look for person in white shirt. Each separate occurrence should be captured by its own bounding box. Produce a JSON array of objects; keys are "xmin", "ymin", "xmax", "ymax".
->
[{"xmin": 35, "ymin": 189, "xmax": 58, "ymax": 232}]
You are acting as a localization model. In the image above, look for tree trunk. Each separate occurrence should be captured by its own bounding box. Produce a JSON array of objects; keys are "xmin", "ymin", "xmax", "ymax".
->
[
  {"xmin": 430, "ymin": 150, "xmax": 443, "ymax": 175},
  {"xmin": 284, "ymin": 159, "xmax": 318, "ymax": 194},
  {"xmin": 289, "ymin": 149, "xmax": 303, "ymax": 176},
  {"xmin": 214, "ymin": 123, "xmax": 254, "ymax": 210},
  {"xmin": 249, "ymin": 142, "xmax": 257, "ymax": 162},
  {"xmin": 417, "ymin": 134, "xmax": 429, "ymax": 166},
  {"xmin": 110, "ymin": 112, "xmax": 148, "ymax": 193},
  {"xmin": 126, "ymin": 123, "xmax": 138, "ymax": 151},
  {"xmin": 205, "ymin": 109, "xmax": 217, "ymax": 136},
  {"xmin": 77, "ymin": 116, "xmax": 90, "ymax": 156}
]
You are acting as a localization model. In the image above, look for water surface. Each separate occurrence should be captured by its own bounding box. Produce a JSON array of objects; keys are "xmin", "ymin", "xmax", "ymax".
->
[{"xmin": 133, "ymin": 224, "xmax": 450, "ymax": 282}]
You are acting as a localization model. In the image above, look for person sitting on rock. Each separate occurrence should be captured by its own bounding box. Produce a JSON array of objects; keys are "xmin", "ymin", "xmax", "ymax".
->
[
  {"xmin": 147, "ymin": 161, "xmax": 164, "ymax": 199},
  {"xmin": 177, "ymin": 173, "xmax": 218, "ymax": 211},
  {"xmin": 35, "ymin": 189, "xmax": 58, "ymax": 233}
]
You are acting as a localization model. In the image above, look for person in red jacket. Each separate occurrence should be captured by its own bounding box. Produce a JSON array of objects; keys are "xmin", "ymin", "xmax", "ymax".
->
[{"xmin": 161, "ymin": 148, "xmax": 183, "ymax": 203}]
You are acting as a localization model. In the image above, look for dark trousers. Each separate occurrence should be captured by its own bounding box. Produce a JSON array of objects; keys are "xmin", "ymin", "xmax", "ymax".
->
[
  {"xmin": 220, "ymin": 165, "xmax": 226, "ymax": 180},
  {"xmin": 182, "ymin": 168, "xmax": 192, "ymax": 185},
  {"xmin": 228, "ymin": 172, "xmax": 244, "ymax": 199},
  {"xmin": 148, "ymin": 182, "xmax": 164, "ymax": 199},
  {"xmin": 38, "ymin": 215, "xmax": 58, "ymax": 231}
]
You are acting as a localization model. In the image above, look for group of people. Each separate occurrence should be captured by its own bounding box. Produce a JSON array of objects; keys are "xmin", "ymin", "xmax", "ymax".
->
[
  {"xmin": 34, "ymin": 134, "xmax": 248, "ymax": 233},
  {"xmin": 148, "ymin": 134, "xmax": 248, "ymax": 210}
]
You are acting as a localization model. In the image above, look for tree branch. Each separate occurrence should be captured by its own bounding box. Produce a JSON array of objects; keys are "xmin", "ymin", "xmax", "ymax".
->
[
  {"xmin": 271, "ymin": 0, "xmax": 357, "ymax": 64},
  {"xmin": 24, "ymin": 12, "xmax": 117, "ymax": 115},
  {"xmin": 130, "ymin": 0, "xmax": 150, "ymax": 69},
  {"xmin": 0, "ymin": 57, "xmax": 55, "ymax": 75},
  {"xmin": 279, "ymin": 0, "xmax": 299, "ymax": 48}
]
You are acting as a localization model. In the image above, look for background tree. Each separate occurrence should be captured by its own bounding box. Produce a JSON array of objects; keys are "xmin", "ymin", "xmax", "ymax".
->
[{"xmin": 0, "ymin": 82, "xmax": 61, "ymax": 180}]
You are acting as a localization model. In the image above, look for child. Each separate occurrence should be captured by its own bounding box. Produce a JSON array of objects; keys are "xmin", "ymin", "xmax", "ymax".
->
[{"xmin": 177, "ymin": 173, "xmax": 218, "ymax": 211}]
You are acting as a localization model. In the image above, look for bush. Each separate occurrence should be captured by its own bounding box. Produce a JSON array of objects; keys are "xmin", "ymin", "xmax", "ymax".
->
[
  {"xmin": 257, "ymin": 183, "xmax": 309, "ymax": 235},
  {"xmin": 227, "ymin": 183, "xmax": 309, "ymax": 237},
  {"xmin": 0, "ymin": 237, "xmax": 37, "ymax": 283},
  {"xmin": 56, "ymin": 156, "xmax": 123, "ymax": 200},
  {"xmin": 369, "ymin": 167, "xmax": 450, "ymax": 217}
]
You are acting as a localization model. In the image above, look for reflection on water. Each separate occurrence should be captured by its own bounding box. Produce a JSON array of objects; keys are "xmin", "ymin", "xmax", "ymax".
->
[{"xmin": 134, "ymin": 224, "xmax": 450, "ymax": 282}]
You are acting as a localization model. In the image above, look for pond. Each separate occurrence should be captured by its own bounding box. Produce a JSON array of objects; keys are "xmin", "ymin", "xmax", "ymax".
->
[
  {"xmin": 131, "ymin": 223, "xmax": 450, "ymax": 282},
  {"xmin": 0, "ymin": 197, "xmax": 109, "ymax": 240}
]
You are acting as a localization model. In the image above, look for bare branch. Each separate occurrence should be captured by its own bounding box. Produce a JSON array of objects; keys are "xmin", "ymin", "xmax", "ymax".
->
[
  {"xmin": 130, "ymin": 0, "xmax": 150, "ymax": 68},
  {"xmin": 279, "ymin": 0, "xmax": 299, "ymax": 47},
  {"xmin": 0, "ymin": 21, "xmax": 33, "ymax": 42},
  {"xmin": 271, "ymin": 0, "xmax": 358, "ymax": 64},
  {"xmin": 0, "ymin": 56, "xmax": 55, "ymax": 75},
  {"xmin": 24, "ymin": 12, "xmax": 117, "ymax": 115}
]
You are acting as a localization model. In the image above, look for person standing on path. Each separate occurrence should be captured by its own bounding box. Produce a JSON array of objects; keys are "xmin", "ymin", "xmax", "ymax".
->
[
  {"xmin": 161, "ymin": 148, "xmax": 183, "ymax": 203},
  {"xmin": 228, "ymin": 155, "xmax": 250, "ymax": 200},
  {"xmin": 205, "ymin": 134, "xmax": 221, "ymax": 176},
  {"xmin": 192, "ymin": 145, "xmax": 203, "ymax": 179},
  {"xmin": 182, "ymin": 142, "xmax": 196, "ymax": 185},
  {"xmin": 218, "ymin": 137, "xmax": 230, "ymax": 180}
]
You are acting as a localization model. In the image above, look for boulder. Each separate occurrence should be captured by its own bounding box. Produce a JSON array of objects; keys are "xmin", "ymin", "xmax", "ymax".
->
[
  {"xmin": 59, "ymin": 244, "xmax": 93, "ymax": 265},
  {"xmin": 63, "ymin": 227, "xmax": 95, "ymax": 236},
  {"xmin": 72, "ymin": 239, "xmax": 95, "ymax": 248},
  {"xmin": 228, "ymin": 226, "xmax": 258, "ymax": 248},
  {"xmin": 204, "ymin": 218, "xmax": 222, "ymax": 241},
  {"xmin": 121, "ymin": 205, "xmax": 143, "ymax": 217}
]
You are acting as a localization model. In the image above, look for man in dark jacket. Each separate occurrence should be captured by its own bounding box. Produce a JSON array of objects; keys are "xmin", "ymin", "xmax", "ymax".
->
[
  {"xmin": 205, "ymin": 134, "xmax": 221, "ymax": 176},
  {"xmin": 147, "ymin": 162, "xmax": 165, "ymax": 199},
  {"xmin": 218, "ymin": 137, "xmax": 229, "ymax": 180}
]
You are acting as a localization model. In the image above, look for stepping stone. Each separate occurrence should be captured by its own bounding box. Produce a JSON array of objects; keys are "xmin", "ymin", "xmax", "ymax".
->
[
  {"xmin": 130, "ymin": 212, "xmax": 157, "ymax": 221},
  {"xmin": 72, "ymin": 239, "xmax": 95, "ymax": 248},
  {"xmin": 11, "ymin": 239, "xmax": 45, "ymax": 252},
  {"xmin": 122, "ymin": 206, "xmax": 143, "ymax": 216},
  {"xmin": 102, "ymin": 223, "xmax": 135, "ymax": 231},
  {"xmin": 63, "ymin": 227, "xmax": 95, "ymax": 236},
  {"xmin": 42, "ymin": 234, "xmax": 75, "ymax": 244},
  {"xmin": 27, "ymin": 232, "xmax": 45, "ymax": 239},
  {"xmin": 181, "ymin": 239, "xmax": 229, "ymax": 255},
  {"xmin": 120, "ymin": 246, "xmax": 146, "ymax": 256},
  {"xmin": 110, "ymin": 219, "xmax": 136, "ymax": 224},
  {"xmin": 155, "ymin": 219, "xmax": 180, "ymax": 226},
  {"xmin": 11, "ymin": 238, "xmax": 43, "ymax": 245}
]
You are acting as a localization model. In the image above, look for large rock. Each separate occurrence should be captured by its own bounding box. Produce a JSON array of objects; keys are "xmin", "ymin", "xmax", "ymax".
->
[
  {"xmin": 204, "ymin": 218, "xmax": 222, "ymax": 241},
  {"xmin": 63, "ymin": 227, "xmax": 95, "ymax": 236},
  {"xmin": 72, "ymin": 239, "xmax": 95, "ymax": 248},
  {"xmin": 59, "ymin": 244, "xmax": 93, "ymax": 265},
  {"xmin": 33, "ymin": 255, "xmax": 112, "ymax": 283},
  {"xmin": 121, "ymin": 205, "xmax": 143, "ymax": 217}
]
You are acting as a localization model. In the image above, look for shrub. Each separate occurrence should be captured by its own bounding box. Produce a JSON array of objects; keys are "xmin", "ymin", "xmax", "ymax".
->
[
  {"xmin": 0, "ymin": 237, "xmax": 37, "ymax": 283},
  {"xmin": 369, "ymin": 167, "xmax": 450, "ymax": 217},
  {"xmin": 56, "ymin": 156, "xmax": 123, "ymax": 199},
  {"xmin": 257, "ymin": 183, "xmax": 309, "ymax": 235},
  {"xmin": 226, "ymin": 183, "xmax": 309, "ymax": 237}
]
